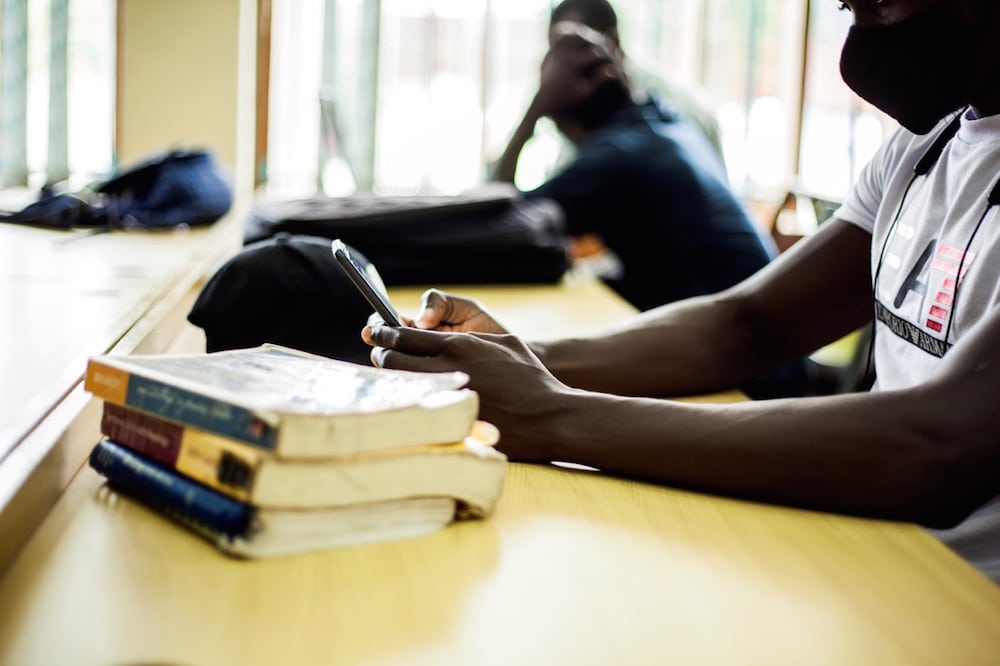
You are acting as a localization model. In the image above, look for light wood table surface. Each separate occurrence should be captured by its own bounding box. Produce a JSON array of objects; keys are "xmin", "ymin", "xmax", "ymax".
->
[
  {"xmin": 0, "ymin": 234, "xmax": 998, "ymax": 665},
  {"xmin": 0, "ymin": 218, "xmax": 242, "ymax": 575},
  {"xmin": 0, "ymin": 222, "xmax": 235, "ymax": 455}
]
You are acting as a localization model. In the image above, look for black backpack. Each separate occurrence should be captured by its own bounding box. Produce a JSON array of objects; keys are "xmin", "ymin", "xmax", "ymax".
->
[{"xmin": 242, "ymin": 185, "xmax": 571, "ymax": 286}]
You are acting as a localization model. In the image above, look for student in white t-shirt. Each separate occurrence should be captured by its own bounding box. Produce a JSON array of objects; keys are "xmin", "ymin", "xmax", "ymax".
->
[{"xmin": 364, "ymin": 0, "xmax": 1000, "ymax": 582}]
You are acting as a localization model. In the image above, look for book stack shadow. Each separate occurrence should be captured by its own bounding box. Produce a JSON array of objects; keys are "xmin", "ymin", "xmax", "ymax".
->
[{"xmin": 83, "ymin": 344, "xmax": 507, "ymax": 558}]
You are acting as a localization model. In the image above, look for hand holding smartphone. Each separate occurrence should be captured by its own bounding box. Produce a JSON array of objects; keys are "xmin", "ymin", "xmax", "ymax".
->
[{"xmin": 331, "ymin": 239, "xmax": 404, "ymax": 327}]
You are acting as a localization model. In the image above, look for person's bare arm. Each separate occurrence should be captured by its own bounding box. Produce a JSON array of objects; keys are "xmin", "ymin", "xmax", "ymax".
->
[
  {"xmin": 363, "ymin": 218, "xmax": 998, "ymax": 527},
  {"xmin": 364, "ymin": 312, "xmax": 1000, "ymax": 528},
  {"xmin": 525, "ymin": 309, "xmax": 1000, "ymax": 529},
  {"xmin": 533, "ymin": 219, "xmax": 875, "ymax": 396},
  {"xmin": 491, "ymin": 101, "xmax": 545, "ymax": 184},
  {"xmin": 399, "ymin": 219, "xmax": 873, "ymax": 397}
]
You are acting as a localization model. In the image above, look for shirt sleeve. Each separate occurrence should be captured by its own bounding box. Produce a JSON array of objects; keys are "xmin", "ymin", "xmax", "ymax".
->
[
  {"xmin": 834, "ymin": 124, "xmax": 931, "ymax": 234},
  {"xmin": 523, "ymin": 139, "xmax": 627, "ymax": 236},
  {"xmin": 834, "ymin": 135, "xmax": 896, "ymax": 234}
]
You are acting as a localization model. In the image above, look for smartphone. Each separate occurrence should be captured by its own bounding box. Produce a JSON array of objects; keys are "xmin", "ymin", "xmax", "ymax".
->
[{"xmin": 331, "ymin": 239, "xmax": 404, "ymax": 327}]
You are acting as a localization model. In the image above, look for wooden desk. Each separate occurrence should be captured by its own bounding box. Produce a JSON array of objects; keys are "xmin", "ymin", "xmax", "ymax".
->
[
  {"xmin": 0, "ymin": 219, "xmax": 241, "ymax": 574},
  {"xmin": 1, "ymin": 231, "xmax": 999, "ymax": 665},
  {"xmin": 0, "ymin": 223, "xmax": 234, "ymax": 453}
]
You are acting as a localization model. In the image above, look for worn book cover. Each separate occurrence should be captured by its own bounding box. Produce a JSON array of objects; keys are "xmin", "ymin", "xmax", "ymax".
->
[
  {"xmin": 90, "ymin": 439, "xmax": 465, "ymax": 559},
  {"xmin": 85, "ymin": 344, "xmax": 479, "ymax": 459},
  {"xmin": 101, "ymin": 402, "xmax": 507, "ymax": 512}
]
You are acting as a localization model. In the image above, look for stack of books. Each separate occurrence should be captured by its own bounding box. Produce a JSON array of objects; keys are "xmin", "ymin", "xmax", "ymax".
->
[{"xmin": 83, "ymin": 344, "xmax": 507, "ymax": 558}]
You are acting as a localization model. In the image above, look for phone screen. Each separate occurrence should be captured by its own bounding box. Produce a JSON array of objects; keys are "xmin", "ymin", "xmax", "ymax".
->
[{"xmin": 330, "ymin": 239, "xmax": 404, "ymax": 326}]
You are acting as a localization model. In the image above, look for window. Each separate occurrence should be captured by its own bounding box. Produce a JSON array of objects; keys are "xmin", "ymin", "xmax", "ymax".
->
[
  {"xmin": 698, "ymin": 0, "xmax": 808, "ymax": 197},
  {"xmin": 797, "ymin": 0, "xmax": 895, "ymax": 199},
  {"xmin": 0, "ymin": 0, "xmax": 115, "ymax": 193},
  {"xmin": 377, "ymin": 0, "xmax": 557, "ymax": 194},
  {"xmin": 264, "ymin": 0, "xmax": 895, "ymax": 203},
  {"xmin": 265, "ymin": 0, "xmax": 553, "ymax": 197},
  {"xmin": 264, "ymin": 0, "xmax": 326, "ymax": 197},
  {"xmin": 614, "ymin": 0, "xmax": 893, "ymax": 201}
]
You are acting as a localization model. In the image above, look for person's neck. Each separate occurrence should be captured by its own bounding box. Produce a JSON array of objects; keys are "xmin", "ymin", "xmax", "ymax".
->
[{"xmin": 969, "ymin": 100, "xmax": 1000, "ymax": 119}]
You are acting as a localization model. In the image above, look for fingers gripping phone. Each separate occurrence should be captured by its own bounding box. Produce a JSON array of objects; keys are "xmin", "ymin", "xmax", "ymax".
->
[{"xmin": 331, "ymin": 239, "xmax": 404, "ymax": 327}]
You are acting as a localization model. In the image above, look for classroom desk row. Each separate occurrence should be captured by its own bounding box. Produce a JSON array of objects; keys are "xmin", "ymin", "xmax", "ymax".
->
[{"xmin": 0, "ymin": 220, "xmax": 999, "ymax": 665}]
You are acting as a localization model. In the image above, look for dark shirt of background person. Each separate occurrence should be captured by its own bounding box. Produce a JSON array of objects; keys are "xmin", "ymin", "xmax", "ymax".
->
[{"xmin": 525, "ymin": 95, "xmax": 777, "ymax": 313}]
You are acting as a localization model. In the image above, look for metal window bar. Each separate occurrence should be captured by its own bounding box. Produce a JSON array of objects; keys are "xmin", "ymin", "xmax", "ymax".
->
[
  {"xmin": 47, "ymin": 0, "xmax": 68, "ymax": 184},
  {"xmin": 354, "ymin": 0, "xmax": 379, "ymax": 191},
  {"xmin": 328, "ymin": 0, "xmax": 379, "ymax": 193},
  {"xmin": 1, "ymin": 0, "xmax": 29, "ymax": 187},
  {"xmin": 0, "ymin": 0, "xmax": 71, "ymax": 188},
  {"xmin": 1, "ymin": 0, "xmax": 105, "ymax": 192}
]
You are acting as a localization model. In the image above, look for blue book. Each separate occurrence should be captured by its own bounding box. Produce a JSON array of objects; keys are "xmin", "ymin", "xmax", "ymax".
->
[
  {"xmin": 90, "ymin": 438, "xmax": 252, "ymax": 540},
  {"xmin": 90, "ymin": 438, "xmax": 462, "ymax": 559}
]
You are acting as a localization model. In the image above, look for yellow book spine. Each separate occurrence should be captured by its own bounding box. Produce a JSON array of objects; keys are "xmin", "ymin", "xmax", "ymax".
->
[{"xmin": 175, "ymin": 430, "xmax": 265, "ymax": 503}]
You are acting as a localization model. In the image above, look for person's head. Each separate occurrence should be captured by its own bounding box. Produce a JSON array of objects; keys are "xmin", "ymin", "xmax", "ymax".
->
[
  {"xmin": 542, "ymin": 22, "xmax": 633, "ymax": 142},
  {"xmin": 838, "ymin": 0, "xmax": 1000, "ymax": 132},
  {"xmin": 549, "ymin": 0, "xmax": 622, "ymax": 53}
]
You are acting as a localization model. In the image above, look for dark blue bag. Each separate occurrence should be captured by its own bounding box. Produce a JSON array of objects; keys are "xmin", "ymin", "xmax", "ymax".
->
[{"xmin": 0, "ymin": 149, "xmax": 232, "ymax": 230}]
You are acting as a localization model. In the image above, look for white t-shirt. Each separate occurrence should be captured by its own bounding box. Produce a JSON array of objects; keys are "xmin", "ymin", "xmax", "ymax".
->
[{"xmin": 836, "ymin": 108, "xmax": 1000, "ymax": 583}]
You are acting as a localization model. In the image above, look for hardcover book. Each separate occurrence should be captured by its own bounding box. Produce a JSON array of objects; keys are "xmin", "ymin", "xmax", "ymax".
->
[
  {"xmin": 84, "ymin": 344, "xmax": 479, "ymax": 459},
  {"xmin": 90, "ymin": 439, "xmax": 474, "ymax": 559},
  {"xmin": 100, "ymin": 402, "xmax": 507, "ymax": 511}
]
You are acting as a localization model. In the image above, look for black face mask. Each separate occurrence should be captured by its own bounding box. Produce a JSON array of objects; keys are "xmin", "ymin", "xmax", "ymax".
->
[{"xmin": 839, "ymin": 3, "xmax": 983, "ymax": 134}]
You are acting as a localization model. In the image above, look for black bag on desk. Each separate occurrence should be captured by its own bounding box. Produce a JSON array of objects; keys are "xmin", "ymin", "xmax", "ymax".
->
[
  {"xmin": 242, "ymin": 186, "xmax": 571, "ymax": 285},
  {"xmin": 188, "ymin": 235, "xmax": 381, "ymax": 365}
]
